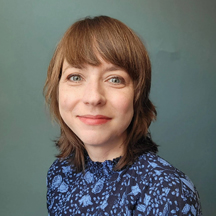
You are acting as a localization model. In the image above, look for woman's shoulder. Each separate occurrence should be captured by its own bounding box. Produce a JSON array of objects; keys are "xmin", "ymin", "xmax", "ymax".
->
[
  {"xmin": 132, "ymin": 152, "xmax": 202, "ymax": 215},
  {"xmin": 46, "ymin": 157, "xmax": 73, "ymax": 188},
  {"xmin": 136, "ymin": 152, "xmax": 190, "ymax": 176},
  {"xmin": 135, "ymin": 152, "xmax": 198, "ymax": 193}
]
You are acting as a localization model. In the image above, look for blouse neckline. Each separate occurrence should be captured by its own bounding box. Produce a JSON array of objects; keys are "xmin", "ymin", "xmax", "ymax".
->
[{"xmin": 85, "ymin": 155, "xmax": 121, "ymax": 175}]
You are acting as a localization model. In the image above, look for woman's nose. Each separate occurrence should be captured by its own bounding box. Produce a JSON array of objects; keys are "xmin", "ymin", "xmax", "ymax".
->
[{"xmin": 82, "ymin": 81, "xmax": 106, "ymax": 106}]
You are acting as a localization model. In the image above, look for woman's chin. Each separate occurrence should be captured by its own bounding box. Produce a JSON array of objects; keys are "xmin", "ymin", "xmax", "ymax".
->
[{"xmin": 83, "ymin": 139, "xmax": 108, "ymax": 147}]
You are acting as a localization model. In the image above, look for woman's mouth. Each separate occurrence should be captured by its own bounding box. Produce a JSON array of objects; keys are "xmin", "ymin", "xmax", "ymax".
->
[{"xmin": 77, "ymin": 115, "xmax": 112, "ymax": 125}]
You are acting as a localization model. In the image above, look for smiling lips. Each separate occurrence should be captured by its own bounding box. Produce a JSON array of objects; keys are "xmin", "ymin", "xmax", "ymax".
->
[{"xmin": 77, "ymin": 115, "xmax": 112, "ymax": 125}]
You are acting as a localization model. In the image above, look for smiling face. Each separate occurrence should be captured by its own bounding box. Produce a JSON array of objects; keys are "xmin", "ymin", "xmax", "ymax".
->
[{"xmin": 58, "ymin": 57, "xmax": 134, "ymax": 157}]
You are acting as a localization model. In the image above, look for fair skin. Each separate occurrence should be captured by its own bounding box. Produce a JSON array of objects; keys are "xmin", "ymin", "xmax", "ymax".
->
[{"xmin": 58, "ymin": 57, "xmax": 134, "ymax": 162}]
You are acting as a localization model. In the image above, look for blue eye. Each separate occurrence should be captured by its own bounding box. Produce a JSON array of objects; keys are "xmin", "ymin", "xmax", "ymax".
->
[
  {"xmin": 69, "ymin": 75, "xmax": 82, "ymax": 82},
  {"xmin": 109, "ymin": 77, "xmax": 123, "ymax": 84}
]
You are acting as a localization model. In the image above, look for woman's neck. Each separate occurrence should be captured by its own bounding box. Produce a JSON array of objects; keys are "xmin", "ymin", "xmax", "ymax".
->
[{"xmin": 85, "ymin": 143, "xmax": 124, "ymax": 162}]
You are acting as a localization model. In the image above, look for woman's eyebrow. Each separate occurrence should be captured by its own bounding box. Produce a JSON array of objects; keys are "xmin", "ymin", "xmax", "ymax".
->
[
  {"xmin": 62, "ymin": 65, "xmax": 81, "ymax": 74},
  {"xmin": 103, "ymin": 65, "xmax": 122, "ymax": 72},
  {"xmin": 62, "ymin": 64, "xmax": 123, "ymax": 74}
]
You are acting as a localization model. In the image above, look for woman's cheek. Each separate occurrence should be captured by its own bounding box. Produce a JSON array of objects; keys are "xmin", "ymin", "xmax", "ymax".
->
[
  {"xmin": 59, "ymin": 92, "xmax": 70, "ymax": 111},
  {"xmin": 116, "ymin": 94, "xmax": 134, "ymax": 114}
]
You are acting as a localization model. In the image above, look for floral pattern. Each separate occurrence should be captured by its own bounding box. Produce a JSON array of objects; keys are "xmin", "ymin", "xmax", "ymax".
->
[{"xmin": 47, "ymin": 152, "xmax": 202, "ymax": 215}]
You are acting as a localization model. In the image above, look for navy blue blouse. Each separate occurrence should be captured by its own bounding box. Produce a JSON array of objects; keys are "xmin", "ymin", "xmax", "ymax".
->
[{"xmin": 47, "ymin": 152, "xmax": 202, "ymax": 215}]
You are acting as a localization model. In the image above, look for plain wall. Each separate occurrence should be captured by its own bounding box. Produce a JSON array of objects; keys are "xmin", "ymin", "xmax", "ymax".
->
[{"xmin": 0, "ymin": 0, "xmax": 215, "ymax": 215}]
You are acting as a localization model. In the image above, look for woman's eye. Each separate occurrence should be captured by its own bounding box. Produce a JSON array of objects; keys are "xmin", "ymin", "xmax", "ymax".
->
[
  {"xmin": 68, "ymin": 75, "xmax": 82, "ymax": 82},
  {"xmin": 109, "ymin": 77, "xmax": 124, "ymax": 84}
]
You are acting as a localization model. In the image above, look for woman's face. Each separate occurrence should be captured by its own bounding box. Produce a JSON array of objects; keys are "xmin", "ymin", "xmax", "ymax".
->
[{"xmin": 58, "ymin": 57, "xmax": 134, "ymax": 154}]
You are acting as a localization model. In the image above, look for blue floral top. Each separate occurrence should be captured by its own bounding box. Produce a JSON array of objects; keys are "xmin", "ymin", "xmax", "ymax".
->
[{"xmin": 47, "ymin": 152, "xmax": 202, "ymax": 215}]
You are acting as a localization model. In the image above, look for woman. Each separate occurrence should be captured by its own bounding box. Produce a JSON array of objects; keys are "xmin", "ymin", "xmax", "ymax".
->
[{"xmin": 44, "ymin": 16, "xmax": 202, "ymax": 215}]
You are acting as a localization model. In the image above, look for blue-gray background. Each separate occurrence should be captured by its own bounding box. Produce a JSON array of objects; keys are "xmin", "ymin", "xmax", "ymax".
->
[{"xmin": 0, "ymin": 0, "xmax": 215, "ymax": 215}]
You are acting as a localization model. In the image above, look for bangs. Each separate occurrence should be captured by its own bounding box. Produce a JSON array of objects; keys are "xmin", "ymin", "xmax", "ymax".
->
[
  {"xmin": 62, "ymin": 20, "xmax": 101, "ymax": 67},
  {"xmin": 60, "ymin": 16, "xmax": 144, "ymax": 80}
]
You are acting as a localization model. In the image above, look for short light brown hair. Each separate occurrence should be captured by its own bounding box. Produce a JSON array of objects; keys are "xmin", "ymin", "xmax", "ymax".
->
[{"xmin": 44, "ymin": 16, "xmax": 157, "ymax": 172}]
